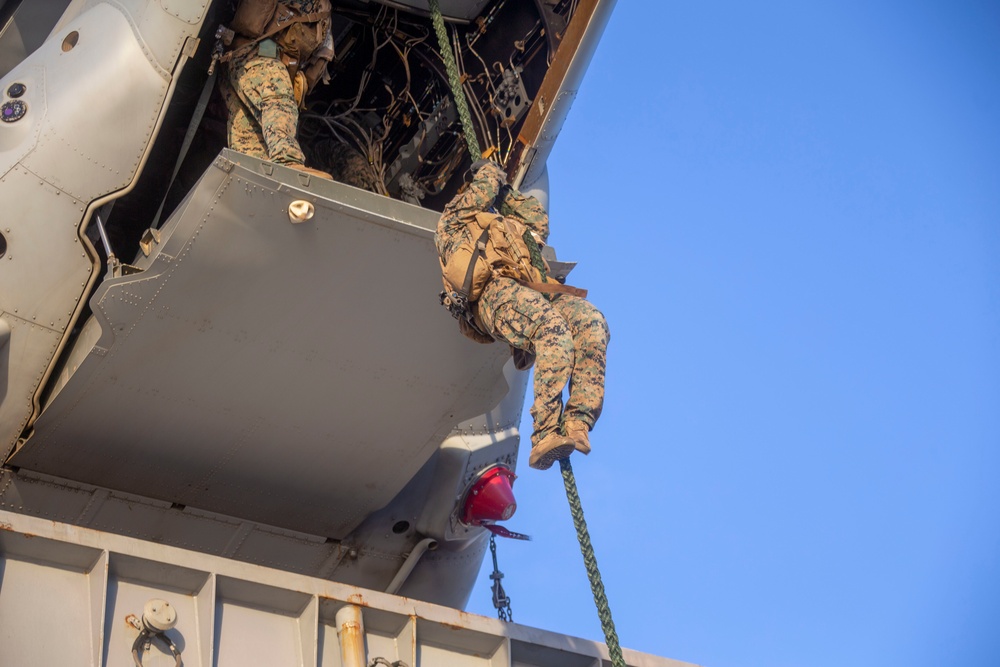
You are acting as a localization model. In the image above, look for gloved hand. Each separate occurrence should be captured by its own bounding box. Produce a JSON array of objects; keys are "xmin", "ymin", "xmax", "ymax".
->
[{"xmin": 469, "ymin": 159, "xmax": 506, "ymax": 183}]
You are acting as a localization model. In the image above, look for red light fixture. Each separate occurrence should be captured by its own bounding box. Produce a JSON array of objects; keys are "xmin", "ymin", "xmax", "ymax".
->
[{"xmin": 461, "ymin": 465, "xmax": 517, "ymax": 526}]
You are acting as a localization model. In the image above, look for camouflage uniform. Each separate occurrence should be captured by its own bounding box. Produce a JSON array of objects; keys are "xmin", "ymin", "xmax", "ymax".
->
[
  {"xmin": 436, "ymin": 163, "xmax": 610, "ymax": 448},
  {"xmin": 222, "ymin": 52, "xmax": 305, "ymax": 164},
  {"xmin": 221, "ymin": 0, "xmax": 331, "ymax": 165}
]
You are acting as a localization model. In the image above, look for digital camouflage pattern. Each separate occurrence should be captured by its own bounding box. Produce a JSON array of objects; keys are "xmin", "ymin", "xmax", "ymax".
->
[
  {"xmin": 436, "ymin": 163, "xmax": 609, "ymax": 449},
  {"xmin": 436, "ymin": 162, "xmax": 548, "ymax": 260},
  {"xmin": 222, "ymin": 52, "xmax": 305, "ymax": 165},
  {"xmin": 222, "ymin": 0, "xmax": 332, "ymax": 165},
  {"xmin": 478, "ymin": 278, "xmax": 609, "ymax": 447},
  {"xmin": 282, "ymin": 0, "xmax": 329, "ymax": 15}
]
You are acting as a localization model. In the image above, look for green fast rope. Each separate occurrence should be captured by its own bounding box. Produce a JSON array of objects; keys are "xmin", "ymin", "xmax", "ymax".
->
[
  {"xmin": 523, "ymin": 229, "xmax": 547, "ymax": 279},
  {"xmin": 427, "ymin": 4, "xmax": 625, "ymax": 662},
  {"xmin": 559, "ymin": 458, "xmax": 627, "ymax": 667},
  {"xmin": 428, "ymin": 0, "xmax": 482, "ymax": 159},
  {"xmin": 519, "ymin": 142, "xmax": 626, "ymax": 667}
]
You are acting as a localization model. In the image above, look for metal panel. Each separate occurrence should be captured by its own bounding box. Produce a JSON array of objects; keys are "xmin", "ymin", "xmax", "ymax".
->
[
  {"xmin": 0, "ymin": 532, "xmax": 107, "ymax": 666},
  {"xmin": 19, "ymin": 3, "xmax": 172, "ymax": 200},
  {"xmin": 0, "ymin": 164, "xmax": 92, "ymax": 453},
  {"xmin": 0, "ymin": 167, "xmax": 91, "ymax": 329},
  {"xmin": 159, "ymin": 0, "xmax": 211, "ymax": 25},
  {"xmin": 139, "ymin": 2, "xmax": 207, "ymax": 72},
  {"xmin": 0, "ymin": 0, "xmax": 209, "ymax": 453},
  {"xmin": 1, "ymin": 511, "xmax": 698, "ymax": 667},
  {"xmin": 103, "ymin": 554, "xmax": 213, "ymax": 667},
  {"xmin": 0, "ymin": 63, "xmax": 44, "ymax": 177},
  {"xmin": 512, "ymin": 0, "xmax": 617, "ymax": 188},
  {"xmin": 12, "ymin": 152, "xmax": 514, "ymax": 539}
]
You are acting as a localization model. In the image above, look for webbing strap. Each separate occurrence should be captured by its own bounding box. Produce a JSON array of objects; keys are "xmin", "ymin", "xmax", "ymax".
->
[
  {"xmin": 460, "ymin": 229, "xmax": 490, "ymax": 299},
  {"xmin": 518, "ymin": 281, "xmax": 588, "ymax": 299},
  {"xmin": 151, "ymin": 69, "xmax": 217, "ymax": 230}
]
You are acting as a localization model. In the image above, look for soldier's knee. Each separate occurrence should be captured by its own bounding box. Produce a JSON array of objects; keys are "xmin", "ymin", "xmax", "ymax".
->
[
  {"xmin": 578, "ymin": 309, "xmax": 610, "ymax": 347},
  {"xmin": 534, "ymin": 317, "xmax": 574, "ymax": 358}
]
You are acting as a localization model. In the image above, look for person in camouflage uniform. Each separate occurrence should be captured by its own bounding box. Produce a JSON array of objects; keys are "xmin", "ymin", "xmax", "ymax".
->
[
  {"xmin": 221, "ymin": 0, "xmax": 333, "ymax": 170},
  {"xmin": 436, "ymin": 162, "xmax": 610, "ymax": 470}
]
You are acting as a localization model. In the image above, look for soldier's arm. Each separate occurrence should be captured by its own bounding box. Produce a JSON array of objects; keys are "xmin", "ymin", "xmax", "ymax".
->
[
  {"xmin": 436, "ymin": 162, "xmax": 506, "ymax": 252},
  {"xmin": 499, "ymin": 188, "xmax": 549, "ymax": 243}
]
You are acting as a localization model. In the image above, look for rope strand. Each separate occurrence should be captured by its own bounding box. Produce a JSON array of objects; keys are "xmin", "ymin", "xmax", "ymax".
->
[
  {"xmin": 560, "ymin": 458, "xmax": 627, "ymax": 667},
  {"xmin": 428, "ymin": 0, "xmax": 482, "ymax": 159}
]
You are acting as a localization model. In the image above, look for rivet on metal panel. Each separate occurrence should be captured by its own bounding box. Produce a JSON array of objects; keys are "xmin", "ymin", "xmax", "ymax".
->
[
  {"xmin": 213, "ymin": 156, "xmax": 235, "ymax": 173},
  {"xmin": 288, "ymin": 200, "xmax": 315, "ymax": 224}
]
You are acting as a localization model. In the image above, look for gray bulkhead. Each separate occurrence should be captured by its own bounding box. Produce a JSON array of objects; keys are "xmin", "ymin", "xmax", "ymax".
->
[
  {"xmin": 0, "ymin": 510, "xmax": 699, "ymax": 667},
  {"xmin": 0, "ymin": 0, "xmax": 211, "ymax": 455}
]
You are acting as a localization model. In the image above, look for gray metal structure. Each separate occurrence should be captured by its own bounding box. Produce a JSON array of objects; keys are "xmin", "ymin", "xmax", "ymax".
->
[
  {"xmin": 0, "ymin": 1, "xmax": 692, "ymax": 665},
  {"xmin": 1, "ymin": 509, "xmax": 698, "ymax": 667}
]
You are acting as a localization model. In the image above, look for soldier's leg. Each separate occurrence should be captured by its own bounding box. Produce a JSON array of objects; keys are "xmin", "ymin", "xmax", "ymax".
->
[
  {"xmin": 231, "ymin": 56, "xmax": 306, "ymax": 165},
  {"xmin": 552, "ymin": 295, "xmax": 610, "ymax": 434},
  {"xmin": 221, "ymin": 76, "xmax": 269, "ymax": 159},
  {"xmin": 479, "ymin": 279, "xmax": 574, "ymax": 447}
]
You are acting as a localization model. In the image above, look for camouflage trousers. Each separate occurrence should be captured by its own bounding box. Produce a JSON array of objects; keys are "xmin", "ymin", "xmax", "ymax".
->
[
  {"xmin": 222, "ymin": 54, "xmax": 305, "ymax": 165},
  {"xmin": 478, "ymin": 277, "xmax": 610, "ymax": 447}
]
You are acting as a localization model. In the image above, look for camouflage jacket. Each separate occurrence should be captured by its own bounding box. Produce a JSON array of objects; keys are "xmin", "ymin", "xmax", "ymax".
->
[{"xmin": 435, "ymin": 162, "xmax": 549, "ymax": 267}]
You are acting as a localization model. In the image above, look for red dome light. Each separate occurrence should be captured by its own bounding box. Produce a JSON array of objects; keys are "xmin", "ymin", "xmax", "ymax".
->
[{"xmin": 461, "ymin": 465, "xmax": 517, "ymax": 526}]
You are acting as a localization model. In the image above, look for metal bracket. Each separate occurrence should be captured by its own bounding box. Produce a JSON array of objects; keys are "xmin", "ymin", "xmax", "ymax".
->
[
  {"xmin": 182, "ymin": 36, "xmax": 200, "ymax": 59},
  {"xmin": 139, "ymin": 228, "xmax": 162, "ymax": 257}
]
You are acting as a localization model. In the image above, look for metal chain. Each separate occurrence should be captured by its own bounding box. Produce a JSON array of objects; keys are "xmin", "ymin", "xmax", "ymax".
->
[
  {"xmin": 559, "ymin": 458, "xmax": 626, "ymax": 667},
  {"xmin": 489, "ymin": 533, "xmax": 513, "ymax": 621},
  {"xmin": 428, "ymin": 0, "xmax": 482, "ymax": 159}
]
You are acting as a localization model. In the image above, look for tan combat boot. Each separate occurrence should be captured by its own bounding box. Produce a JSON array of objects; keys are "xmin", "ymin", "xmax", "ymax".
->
[
  {"xmin": 528, "ymin": 433, "xmax": 576, "ymax": 470},
  {"xmin": 289, "ymin": 164, "xmax": 333, "ymax": 180},
  {"xmin": 563, "ymin": 421, "xmax": 591, "ymax": 455}
]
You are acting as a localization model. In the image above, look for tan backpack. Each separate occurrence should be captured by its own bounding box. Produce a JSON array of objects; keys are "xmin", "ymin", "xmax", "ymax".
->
[
  {"xmin": 439, "ymin": 212, "xmax": 587, "ymax": 345},
  {"xmin": 225, "ymin": 0, "xmax": 331, "ymax": 71},
  {"xmin": 441, "ymin": 212, "xmax": 545, "ymax": 303}
]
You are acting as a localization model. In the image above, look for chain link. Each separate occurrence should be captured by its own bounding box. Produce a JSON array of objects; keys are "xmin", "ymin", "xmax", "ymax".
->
[{"xmin": 489, "ymin": 534, "xmax": 513, "ymax": 621}]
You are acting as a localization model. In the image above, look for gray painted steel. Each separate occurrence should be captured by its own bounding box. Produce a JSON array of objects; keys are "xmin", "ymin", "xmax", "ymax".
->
[
  {"xmin": 0, "ymin": 509, "xmax": 700, "ymax": 667},
  {"xmin": 0, "ymin": 0, "xmax": 209, "ymax": 454},
  {"xmin": 12, "ymin": 151, "xmax": 515, "ymax": 540}
]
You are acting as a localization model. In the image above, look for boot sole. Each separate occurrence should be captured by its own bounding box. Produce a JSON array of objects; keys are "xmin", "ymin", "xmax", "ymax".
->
[{"xmin": 528, "ymin": 442, "xmax": 576, "ymax": 470}]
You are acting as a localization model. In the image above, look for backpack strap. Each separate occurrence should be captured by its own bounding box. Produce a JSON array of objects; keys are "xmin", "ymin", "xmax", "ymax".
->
[
  {"xmin": 459, "ymin": 228, "xmax": 491, "ymax": 299},
  {"xmin": 518, "ymin": 281, "xmax": 588, "ymax": 299},
  {"xmin": 458, "ymin": 228, "xmax": 494, "ymax": 339}
]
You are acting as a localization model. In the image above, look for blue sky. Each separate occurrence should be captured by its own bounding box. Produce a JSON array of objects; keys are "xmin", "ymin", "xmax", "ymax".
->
[{"xmin": 465, "ymin": 2, "xmax": 1000, "ymax": 666}]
